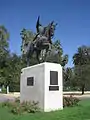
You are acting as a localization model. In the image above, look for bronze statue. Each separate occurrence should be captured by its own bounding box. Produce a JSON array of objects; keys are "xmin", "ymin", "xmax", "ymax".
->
[{"xmin": 21, "ymin": 16, "xmax": 57, "ymax": 66}]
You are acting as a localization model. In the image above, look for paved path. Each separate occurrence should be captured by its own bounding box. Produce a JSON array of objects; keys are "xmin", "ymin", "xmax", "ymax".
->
[
  {"xmin": 0, "ymin": 94, "xmax": 15, "ymax": 102},
  {"xmin": 78, "ymin": 95, "xmax": 90, "ymax": 100},
  {"xmin": 64, "ymin": 94, "xmax": 90, "ymax": 100},
  {"xmin": 0, "ymin": 94, "xmax": 90, "ymax": 102}
]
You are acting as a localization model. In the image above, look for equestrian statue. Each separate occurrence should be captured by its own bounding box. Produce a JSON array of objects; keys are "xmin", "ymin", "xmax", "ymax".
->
[{"xmin": 21, "ymin": 16, "xmax": 57, "ymax": 66}]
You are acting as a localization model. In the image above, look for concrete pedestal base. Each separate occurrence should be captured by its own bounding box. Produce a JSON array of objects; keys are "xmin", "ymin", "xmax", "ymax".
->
[{"xmin": 20, "ymin": 62, "xmax": 63, "ymax": 112}]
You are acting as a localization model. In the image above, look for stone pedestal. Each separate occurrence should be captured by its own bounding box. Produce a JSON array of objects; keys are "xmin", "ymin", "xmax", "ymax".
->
[{"xmin": 20, "ymin": 62, "xmax": 63, "ymax": 112}]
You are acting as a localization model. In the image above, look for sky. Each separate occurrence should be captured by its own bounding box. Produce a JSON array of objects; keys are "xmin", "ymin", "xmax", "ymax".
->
[{"xmin": 0, "ymin": 0, "xmax": 90, "ymax": 67}]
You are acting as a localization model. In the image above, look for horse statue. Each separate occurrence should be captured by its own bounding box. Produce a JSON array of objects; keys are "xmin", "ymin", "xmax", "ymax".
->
[{"xmin": 21, "ymin": 16, "xmax": 57, "ymax": 66}]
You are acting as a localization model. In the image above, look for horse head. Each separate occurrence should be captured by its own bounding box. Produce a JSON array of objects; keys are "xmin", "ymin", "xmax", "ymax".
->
[{"xmin": 49, "ymin": 21, "xmax": 57, "ymax": 37}]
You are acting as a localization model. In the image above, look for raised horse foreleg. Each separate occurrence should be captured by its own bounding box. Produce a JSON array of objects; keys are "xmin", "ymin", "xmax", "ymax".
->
[
  {"xmin": 43, "ymin": 45, "xmax": 49, "ymax": 62},
  {"xmin": 36, "ymin": 50, "xmax": 41, "ymax": 63}
]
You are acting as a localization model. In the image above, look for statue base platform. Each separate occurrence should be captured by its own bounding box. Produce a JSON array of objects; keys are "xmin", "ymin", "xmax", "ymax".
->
[{"xmin": 20, "ymin": 62, "xmax": 63, "ymax": 112}]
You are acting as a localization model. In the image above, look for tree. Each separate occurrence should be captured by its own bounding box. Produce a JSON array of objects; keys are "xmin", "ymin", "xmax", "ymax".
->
[
  {"xmin": 46, "ymin": 40, "xmax": 68, "ymax": 67},
  {"xmin": 63, "ymin": 67, "xmax": 73, "ymax": 90},
  {"xmin": 0, "ymin": 26, "xmax": 22, "ymax": 92},
  {"xmin": 9, "ymin": 53, "xmax": 22, "ymax": 91},
  {"xmin": 20, "ymin": 28, "xmax": 35, "ymax": 51},
  {"xmin": 0, "ymin": 25, "xmax": 10, "ymax": 87},
  {"xmin": 20, "ymin": 28, "xmax": 39, "ymax": 66},
  {"xmin": 1, "ymin": 53, "xmax": 22, "ymax": 92},
  {"xmin": 73, "ymin": 45, "xmax": 90, "ymax": 94}
]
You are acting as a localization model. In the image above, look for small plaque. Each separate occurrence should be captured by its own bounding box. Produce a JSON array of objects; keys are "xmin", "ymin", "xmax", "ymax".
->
[
  {"xmin": 49, "ymin": 86, "xmax": 59, "ymax": 91},
  {"xmin": 27, "ymin": 77, "xmax": 34, "ymax": 86},
  {"xmin": 50, "ymin": 71, "xmax": 58, "ymax": 85}
]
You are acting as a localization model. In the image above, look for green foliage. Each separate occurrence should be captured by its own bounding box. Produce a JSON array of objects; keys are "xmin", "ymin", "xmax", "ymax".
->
[
  {"xmin": 63, "ymin": 45, "xmax": 90, "ymax": 93},
  {"xmin": 20, "ymin": 28, "xmax": 39, "ymax": 66},
  {"xmin": 20, "ymin": 101, "xmax": 40, "ymax": 113},
  {"xmin": 1, "ymin": 96, "xmax": 80, "ymax": 115},
  {"xmin": 61, "ymin": 54, "xmax": 68, "ymax": 67},
  {"xmin": 63, "ymin": 67, "xmax": 73, "ymax": 88},
  {"xmin": 0, "ymin": 25, "xmax": 22, "ymax": 92},
  {"xmin": 1, "ymin": 85, "xmax": 6, "ymax": 93},
  {"xmin": 7, "ymin": 54, "xmax": 22, "ymax": 92},
  {"xmin": 2, "ymin": 100, "xmax": 12, "ymax": 107},
  {"xmin": 0, "ymin": 25, "xmax": 10, "ymax": 86},
  {"xmin": 73, "ymin": 45, "xmax": 90, "ymax": 65},
  {"xmin": 63, "ymin": 96, "xmax": 80, "ymax": 107},
  {"xmin": 0, "ymin": 53, "xmax": 22, "ymax": 92},
  {"xmin": 20, "ymin": 28, "xmax": 35, "ymax": 52},
  {"xmin": 72, "ymin": 45, "xmax": 90, "ymax": 94},
  {"xmin": 2, "ymin": 100, "xmax": 40, "ymax": 115},
  {"xmin": 46, "ymin": 40, "xmax": 68, "ymax": 67},
  {"xmin": 15, "ymin": 97, "xmax": 20, "ymax": 103},
  {"xmin": 0, "ymin": 99, "xmax": 90, "ymax": 120}
]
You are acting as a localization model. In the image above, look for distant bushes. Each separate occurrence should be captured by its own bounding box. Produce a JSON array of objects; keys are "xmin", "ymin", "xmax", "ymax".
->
[{"xmin": 63, "ymin": 95, "xmax": 80, "ymax": 107}]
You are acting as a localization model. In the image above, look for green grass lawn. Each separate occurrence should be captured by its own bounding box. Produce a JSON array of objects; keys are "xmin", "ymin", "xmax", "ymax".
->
[{"xmin": 0, "ymin": 99, "xmax": 90, "ymax": 120}]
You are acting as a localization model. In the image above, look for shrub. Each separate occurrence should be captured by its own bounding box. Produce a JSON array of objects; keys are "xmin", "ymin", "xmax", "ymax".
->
[
  {"xmin": 21, "ymin": 101, "xmax": 40, "ymax": 113},
  {"xmin": 11, "ymin": 105, "xmax": 23, "ymax": 115},
  {"xmin": 2, "ymin": 96, "xmax": 80, "ymax": 115},
  {"xmin": 63, "ymin": 95, "xmax": 80, "ymax": 107},
  {"xmin": 2, "ymin": 100, "xmax": 40, "ymax": 115},
  {"xmin": 2, "ymin": 100, "xmax": 11, "ymax": 108},
  {"xmin": 15, "ymin": 97, "xmax": 20, "ymax": 103}
]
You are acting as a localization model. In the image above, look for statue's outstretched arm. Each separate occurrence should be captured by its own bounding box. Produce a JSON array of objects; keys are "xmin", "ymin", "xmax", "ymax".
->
[{"xmin": 36, "ymin": 16, "xmax": 40, "ymax": 33}]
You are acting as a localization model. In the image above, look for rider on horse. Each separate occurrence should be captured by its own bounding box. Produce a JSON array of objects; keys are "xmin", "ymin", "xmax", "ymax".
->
[
  {"xmin": 21, "ymin": 16, "xmax": 57, "ymax": 66},
  {"xmin": 33, "ymin": 16, "xmax": 54, "ymax": 48}
]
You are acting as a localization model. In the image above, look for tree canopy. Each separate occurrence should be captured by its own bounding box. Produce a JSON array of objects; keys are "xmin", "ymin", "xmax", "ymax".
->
[{"xmin": 72, "ymin": 46, "xmax": 90, "ymax": 94}]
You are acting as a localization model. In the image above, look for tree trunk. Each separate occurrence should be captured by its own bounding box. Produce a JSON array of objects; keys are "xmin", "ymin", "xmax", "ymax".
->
[{"xmin": 81, "ymin": 84, "xmax": 85, "ymax": 95}]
